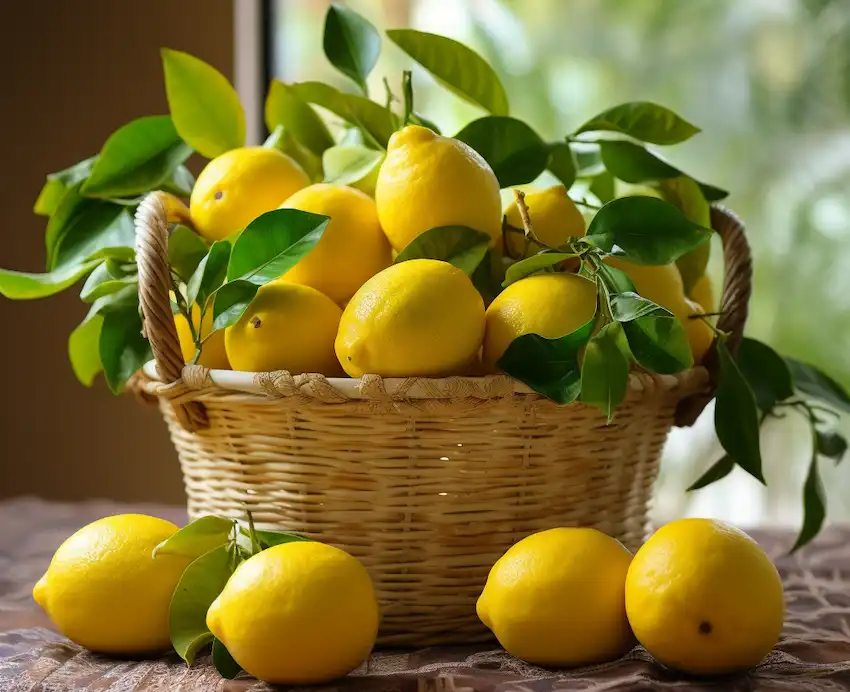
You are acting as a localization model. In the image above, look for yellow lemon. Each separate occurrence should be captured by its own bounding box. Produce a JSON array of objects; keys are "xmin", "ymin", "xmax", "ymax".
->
[
  {"xmin": 32, "ymin": 514, "xmax": 189, "ymax": 654},
  {"xmin": 280, "ymin": 183, "xmax": 392, "ymax": 305},
  {"xmin": 481, "ymin": 273, "xmax": 597, "ymax": 373},
  {"xmin": 335, "ymin": 259, "xmax": 484, "ymax": 378},
  {"xmin": 688, "ymin": 273, "xmax": 716, "ymax": 315},
  {"xmin": 174, "ymin": 303, "xmax": 230, "ymax": 370},
  {"xmin": 626, "ymin": 518, "xmax": 784, "ymax": 675},
  {"xmin": 504, "ymin": 185, "xmax": 585, "ymax": 258},
  {"xmin": 190, "ymin": 147, "xmax": 310, "ymax": 241},
  {"xmin": 375, "ymin": 125, "xmax": 502, "ymax": 252},
  {"xmin": 477, "ymin": 528, "xmax": 634, "ymax": 666},
  {"xmin": 605, "ymin": 256, "xmax": 688, "ymax": 315},
  {"xmin": 225, "ymin": 281, "xmax": 343, "ymax": 375},
  {"xmin": 683, "ymin": 298, "xmax": 714, "ymax": 364},
  {"xmin": 207, "ymin": 541, "xmax": 379, "ymax": 685}
]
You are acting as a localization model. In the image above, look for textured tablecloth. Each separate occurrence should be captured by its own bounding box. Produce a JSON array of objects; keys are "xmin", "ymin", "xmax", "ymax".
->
[{"xmin": 1, "ymin": 498, "xmax": 849, "ymax": 691}]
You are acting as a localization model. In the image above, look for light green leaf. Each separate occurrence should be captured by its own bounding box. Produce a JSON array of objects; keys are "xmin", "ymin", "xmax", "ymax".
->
[
  {"xmin": 187, "ymin": 241, "xmax": 231, "ymax": 308},
  {"xmin": 252, "ymin": 528, "xmax": 311, "ymax": 548},
  {"xmin": 455, "ymin": 116, "xmax": 547, "ymax": 187},
  {"xmin": 620, "ymin": 311, "xmax": 693, "ymax": 374},
  {"xmin": 79, "ymin": 262, "xmax": 136, "ymax": 303},
  {"xmin": 547, "ymin": 142, "xmax": 577, "ymax": 189},
  {"xmin": 0, "ymin": 260, "xmax": 99, "ymax": 300},
  {"xmin": 323, "ymin": 3, "xmax": 380, "ymax": 93},
  {"xmin": 99, "ymin": 307, "xmax": 151, "ymax": 394},
  {"xmin": 168, "ymin": 225, "xmax": 209, "ymax": 281},
  {"xmin": 154, "ymin": 516, "xmax": 235, "ymax": 559},
  {"xmin": 322, "ymin": 145, "xmax": 384, "ymax": 186},
  {"xmin": 394, "ymin": 226, "xmax": 490, "ymax": 275},
  {"xmin": 212, "ymin": 280, "xmax": 258, "ymax": 332},
  {"xmin": 263, "ymin": 125, "xmax": 323, "ymax": 182},
  {"xmin": 575, "ymin": 101, "xmax": 700, "ymax": 145},
  {"xmin": 265, "ymin": 80, "xmax": 335, "ymax": 156},
  {"xmin": 387, "ymin": 29, "xmax": 508, "ymax": 115},
  {"xmin": 162, "ymin": 48, "xmax": 246, "ymax": 158},
  {"xmin": 162, "ymin": 165, "xmax": 195, "ymax": 197},
  {"xmin": 212, "ymin": 638, "xmax": 241, "ymax": 679},
  {"xmin": 580, "ymin": 322, "xmax": 630, "ymax": 422},
  {"xmin": 34, "ymin": 157, "xmax": 97, "ymax": 216},
  {"xmin": 68, "ymin": 313, "xmax": 104, "ymax": 386},
  {"xmin": 502, "ymin": 252, "xmax": 576, "ymax": 287}
]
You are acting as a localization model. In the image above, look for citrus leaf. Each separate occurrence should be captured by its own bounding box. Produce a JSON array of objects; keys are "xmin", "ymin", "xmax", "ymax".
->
[
  {"xmin": 786, "ymin": 358, "xmax": 850, "ymax": 414},
  {"xmin": 322, "ymin": 145, "xmax": 384, "ymax": 186},
  {"xmin": 573, "ymin": 142, "xmax": 604, "ymax": 177},
  {"xmin": 264, "ymin": 125, "xmax": 323, "ymax": 182},
  {"xmin": 580, "ymin": 323, "xmax": 630, "ymax": 422},
  {"xmin": 264, "ymin": 80, "xmax": 335, "ymax": 156},
  {"xmin": 248, "ymin": 527, "xmax": 311, "ymax": 549},
  {"xmin": 212, "ymin": 280, "xmax": 258, "ymax": 332},
  {"xmin": 589, "ymin": 171, "xmax": 616, "ymax": 204},
  {"xmin": 585, "ymin": 197, "xmax": 711, "ymax": 266},
  {"xmin": 168, "ymin": 226, "xmax": 209, "ymax": 281},
  {"xmin": 34, "ymin": 157, "xmax": 97, "ymax": 216},
  {"xmin": 816, "ymin": 430, "xmax": 847, "ymax": 463},
  {"xmin": 154, "ymin": 516, "xmax": 235, "ymax": 559},
  {"xmin": 82, "ymin": 116, "xmax": 192, "ymax": 198},
  {"xmin": 80, "ymin": 262, "xmax": 136, "ymax": 303},
  {"xmin": 169, "ymin": 545, "xmax": 234, "ymax": 664},
  {"xmin": 0, "ymin": 260, "xmax": 99, "ymax": 300},
  {"xmin": 68, "ymin": 313, "xmax": 104, "ymax": 387},
  {"xmin": 162, "ymin": 165, "xmax": 195, "ymax": 197},
  {"xmin": 596, "ymin": 263, "xmax": 636, "ymax": 294},
  {"xmin": 736, "ymin": 338, "xmax": 794, "ymax": 414},
  {"xmin": 502, "ymin": 252, "xmax": 576, "ymax": 287},
  {"xmin": 547, "ymin": 142, "xmax": 577, "ymax": 189},
  {"xmin": 715, "ymin": 338, "xmax": 764, "ymax": 484},
  {"xmin": 455, "ymin": 116, "xmax": 547, "ymax": 187},
  {"xmin": 212, "ymin": 638, "xmax": 241, "ymax": 679},
  {"xmin": 791, "ymin": 448, "xmax": 826, "ymax": 553},
  {"xmin": 394, "ymin": 226, "xmax": 490, "ymax": 275},
  {"xmin": 187, "ymin": 241, "xmax": 231, "ymax": 308},
  {"xmin": 575, "ymin": 101, "xmax": 700, "ymax": 145},
  {"xmin": 162, "ymin": 48, "xmax": 246, "ymax": 158},
  {"xmin": 620, "ymin": 312, "xmax": 692, "ymax": 374},
  {"xmin": 99, "ymin": 306, "xmax": 151, "ymax": 394},
  {"xmin": 470, "ymin": 247, "xmax": 505, "ymax": 306},
  {"xmin": 497, "ymin": 317, "xmax": 596, "ymax": 404},
  {"xmin": 687, "ymin": 454, "xmax": 735, "ymax": 492},
  {"xmin": 323, "ymin": 3, "xmax": 380, "ymax": 93},
  {"xmin": 386, "ymin": 29, "xmax": 508, "ymax": 115},
  {"xmin": 609, "ymin": 292, "xmax": 674, "ymax": 322}
]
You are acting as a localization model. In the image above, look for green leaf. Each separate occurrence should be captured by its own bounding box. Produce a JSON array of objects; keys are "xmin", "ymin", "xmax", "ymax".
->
[
  {"xmin": 585, "ymin": 196, "xmax": 711, "ymax": 266},
  {"xmin": 589, "ymin": 171, "xmax": 616, "ymax": 204},
  {"xmin": 0, "ymin": 260, "xmax": 99, "ymax": 300},
  {"xmin": 79, "ymin": 262, "xmax": 136, "ymax": 303},
  {"xmin": 714, "ymin": 338, "xmax": 764, "ymax": 484},
  {"xmin": 162, "ymin": 165, "xmax": 195, "ymax": 197},
  {"xmin": 791, "ymin": 449, "xmax": 827, "ymax": 553},
  {"xmin": 290, "ymin": 81, "xmax": 395, "ymax": 148},
  {"xmin": 786, "ymin": 358, "xmax": 850, "ymax": 414},
  {"xmin": 212, "ymin": 281, "xmax": 258, "ymax": 332},
  {"xmin": 575, "ymin": 102, "xmax": 700, "ymax": 145},
  {"xmin": 169, "ymin": 545, "xmax": 234, "ymax": 664},
  {"xmin": 154, "ymin": 516, "xmax": 235, "ymax": 559},
  {"xmin": 99, "ymin": 307, "xmax": 151, "ymax": 394},
  {"xmin": 609, "ymin": 292, "xmax": 674, "ymax": 322},
  {"xmin": 87, "ymin": 246, "xmax": 136, "ymax": 263},
  {"xmin": 247, "ymin": 527, "xmax": 311, "ymax": 549},
  {"xmin": 573, "ymin": 143, "xmax": 604, "ymax": 177},
  {"xmin": 470, "ymin": 247, "xmax": 505, "ymax": 306},
  {"xmin": 620, "ymin": 311, "xmax": 693, "ymax": 374},
  {"xmin": 322, "ymin": 145, "xmax": 384, "ymax": 186},
  {"xmin": 596, "ymin": 263, "xmax": 636, "ymax": 294},
  {"xmin": 212, "ymin": 638, "xmax": 241, "ymax": 680},
  {"xmin": 394, "ymin": 226, "xmax": 490, "ymax": 275},
  {"xmin": 168, "ymin": 225, "xmax": 209, "ymax": 281},
  {"xmin": 386, "ymin": 29, "xmax": 508, "ymax": 115},
  {"xmin": 409, "ymin": 111, "xmax": 442, "ymax": 134},
  {"xmin": 68, "ymin": 313, "xmax": 104, "ymax": 386},
  {"xmin": 34, "ymin": 157, "xmax": 97, "ymax": 216},
  {"xmin": 658, "ymin": 176, "xmax": 711, "ymax": 228},
  {"xmin": 687, "ymin": 454, "xmax": 735, "ymax": 491},
  {"xmin": 502, "ymin": 252, "xmax": 576, "ymax": 287},
  {"xmin": 497, "ymin": 317, "xmax": 596, "ymax": 404},
  {"xmin": 454, "ymin": 116, "xmax": 547, "ymax": 187},
  {"xmin": 736, "ymin": 338, "xmax": 794, "ymax": 414},
  {"xmin": 323, "ymin": 3, "xmax": 380, "ymax": 93},
  {"xmin": 161, "ymin": 48, "xmax": 246, "ymax": 158},
  {"xmin": 699, "ymin": 183, "xmax": 730, "ymax": 203},
  {"xmin": 265, "ymin": 80, "xmax": 335, "ymax": 156},
  {"xmin": 816, "ymin": 430, "xmax": 847, "ymax": 463},
  {"xmin": 547, "ymin": 142, "xmax": 577, "ymax": 189},
  {"xmin": 82, "ymin": 116, "xmax": 192, "ymax": 198},
  {"xmin": 264, "ymin": 125, "xmax": 323, "ymax": 182},
  {"xmin": 580, "ymin": 323, "xmax": 630, "ymax": 422},
  {"xmin": 187, "ymin": 241, "xmax": 231, "ymax": 308}
]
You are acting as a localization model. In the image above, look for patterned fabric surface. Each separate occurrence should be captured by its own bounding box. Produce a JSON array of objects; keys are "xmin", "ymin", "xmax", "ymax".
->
[{"xmin": 0, "ymin": 497, "xmax": 848, "ymax": 691}]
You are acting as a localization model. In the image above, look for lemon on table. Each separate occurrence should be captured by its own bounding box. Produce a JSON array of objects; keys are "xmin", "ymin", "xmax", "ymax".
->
[
  {"xmin": 225, "ymin": 281, "xmax": 343, "ymax": 375},
  {"xmin": 190, "ymin": 147, "xmax": 309, "ymax": 242},
  {"xmin": 335, "ymin": 259, "xmax": 485, "ymax": 378},
  {"xmin": 626, "ymin": 518, "xmax": 784, "ymax": 675},
  {"xmin": 174, "ymin": 302, "xmax": 230, "ymax": 370},
  {"xmin": 280, "ymin": 183, "xmax": 392, "ymax": 305},
  {"xmin": 32, "ymin": 514, "xmax": 189, "ymax": 654},
  {"xmin": 682, "ymin": 298, "xmax": 714, "ymax": 364},
  {"xmin": 504, "ymin": 185, "xmax": 585, "ymax": 258},
  {"xmin": 688, "ymin": 273, "xmax": 716, "ymax": 315},
  {"xmin": 477, "ymin": 528, "xmax": 634, "ymax": 666},
  {"xmin": 481, "ymin": 273, "xmax": 597, "ymax": 373},
  {"xmin": 207, "ymin": 541, "xmax": 379, "ymax": 685},
  {"xmin": 375, "ymin": 125, "xmax": 502, "ymax": 252}
]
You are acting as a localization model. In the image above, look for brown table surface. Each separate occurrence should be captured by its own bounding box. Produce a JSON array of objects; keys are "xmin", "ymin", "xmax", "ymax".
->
[{"xmin": 1, "ymin": 498, "xmax": 849, "ymax": 691}]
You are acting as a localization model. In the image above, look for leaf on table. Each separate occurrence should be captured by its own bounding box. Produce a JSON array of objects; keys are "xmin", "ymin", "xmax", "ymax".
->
[
  {"xmin": 323, "ymin": 3, "xmax": 381, "ymax": 93},
  {"xmin": 394, "ymin": 226, "xmax": 491, "ymax": 275},
  {"xmin": 575, "ymin": 101, "xmax": 700, "ymax": 145}
]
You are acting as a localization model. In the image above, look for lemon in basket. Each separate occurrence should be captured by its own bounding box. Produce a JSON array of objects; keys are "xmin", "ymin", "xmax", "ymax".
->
[
  {"xmin": 335, "ymin": 259, "xmax": 485, "ymax": 378},
  {"xmin": 279, "ymin": 183, "xmax": 392, "ymax": 305},
  {"xmin": 482, "ymin": 273, "xmax": 597, "ymax": 373},
  {"xmin": 207, "ymin": 541, "xmax": 379, "ymax": 685},
  {"xmin": 682, "ymin": 298, "xmax": 714, "ymax": 364},
  {"xmin": 225, "ymin": 281, "xmax": 343, "ymax": 375},
  {"xmin": 190, "ymin": 147, "xmax": 309, "ymax": 241},
  {"xmin": 477, "ymin": 527, "xmax": 635, "ymax": 666},
  {"xmin": 32, "ymin": 514, "xmax": 189, "ymax": 654},
  {"xmin": 503, "ymin": 185, "xmax": 585, "ymax": 258},
  {"xmin": 626, "ymin": 518, "xmax": 784, "ymax": 674},
  {"xmin": 375, "ymin": 125, "xmax": 502, "ymax": 252},
  {"xmin": 688, "ymin": 273, "xmax": 716, "ymax": 315}
]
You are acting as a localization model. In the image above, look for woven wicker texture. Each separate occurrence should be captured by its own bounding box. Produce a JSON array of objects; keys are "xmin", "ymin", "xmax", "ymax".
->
[{"xmin": 134, "ymin": 193, "xmax": 751, "ymax": 645}]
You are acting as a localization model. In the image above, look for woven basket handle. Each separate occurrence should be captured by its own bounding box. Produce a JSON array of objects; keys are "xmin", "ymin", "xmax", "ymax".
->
[{"xmin": 135, "ymin": 192, "xmax": 208, "ymax": 432}]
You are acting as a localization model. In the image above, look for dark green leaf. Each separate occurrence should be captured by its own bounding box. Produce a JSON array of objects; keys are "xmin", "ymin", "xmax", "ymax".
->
[
  {"xmin": 394, "ymin": 226, "xmax": 490, "ymax": 275},
  {"xmin": 497, "ymin": 318, "xmax": 596, "ymax": 404},
  {"xmin": 687, "ymin": 455, "xmax": 735, "ymax": 491},
  {"xmin": 580, "ymin": 323, "xmax": 630, "ymax": 422},
  {"xmin": 714, "ymin": 338, "xmax": 764, "ymax": 483},
  {"xmin": 589, "ymin": 171, "xmax": 616, "ymax": 204},
  {"xmin": 596, "ymin": 263, "xmax": 636, "ymax": 294},
  {"xmin": 787, "ymin": 358, "xmax": 850, "ymax": 414},
  {"xmin": 573, "ymin": 142, "xmax": 604, "ymax": 177},
  {"xmin": 250, "ymin": 528, "xmax": 311, "ymax": 549},
  {"xmin": 34, "ymin": 157, "xmax": 97, "ymax": 216},
  {"xmin": 264, "ymin": 80, "xmax": 335, "ymax": 156},
  {"xmin": 470, "ymin": 247, "xmax": 505, "ymax": 306},
  {"xmin": 99, "ymin": 306, "xmax": 151, "ymax": 394},
  {"xmin": 87, "ymin": 284, "xmax": 140, "ymax": 318},
  {"xmin": 161, "ymin": 165, "xmax": 195, "ymax": 197},
  {"xmin": 323, "ymin": 3, "xmax": 380, "ymax": 93},
  {"xmin": 502, "ymin": 252, "xmax": 576, "ymax": 287},
  {"xmin": 82, "ymin": 116, "xmax": 192, "ymax": 198},
  {"xmin": 609, "ymin": 292, "xmax": 673, "ymax": 322},
  {"xmin": 454, "ymin": 116, "xmax": 547, "ymax": 187},
  {"xmin": 736, "ymin": 338, "xmax": 794, "ymax": 414},
  {"xmin": 168, "ymin": 225, "xmax": 209, "ymax": 281},
  {"xmin": 620, "ymin": 312, "xmax": 692, "ymax": 374},
  {"xmin": 547, "ymin": 142, "xmax": 577, "ymax": 189},
  {"xmin": 212, "ymin": 638, "xmax": 241, "ymax": 680},
  {"xmin": 68, "ymin": 313, "xmax": 104, "ymax": 386},
  {"xmin": 212, "ymin": 280, "xmax": 259, "ymax": 332},
  {"xmin": 322, "ymin": 144, "xmax": 383, "ymax": 186},
  {"xmin": 0, "ymin": 260, "xmax": 99, "ymax": 300},
  {"xmin": 659, "ymin": 176, "xmax": 711, "ymax": 227},
  {"xmin": 154, "ymin": 516, "xmax": 235, "ymax": 559},
  {"xmin": 575, "ymin": 101, "xmax": 700, "ymax": 145},
  {"xmin": 80, "ymin": 262, "xmax": 136, "ymax": 303},
  {"xmin": 699, "ymin": 182, "xmax": 730, "ymax": 202},
  {"xmin": 169, "ymin": 545, "xmax": 234, "ymax": 664},
  {"xmin": 87, "ymin": 246, "xmax": 136, "ymax": 263},
  {"xmin": 386, "ymin": 29, "xmax": 509, "ymax": 115},
  {"xmin": 162, "ymin": 48, "xmax": 246, "ymax": 158},
  {"xmin": 816, "ymin": 430, "xmax": 847, "ymax": 462},
  {"xmin": 791, "ymin": 450, "xmax": 826, "ymax": 552},
  {"xmin": 187, "ymin": 242, "xmax": 231, "ymax": 308},
  {"xmin": 585, "ymin": 196, "xmax": 711, "ymax": 265},
  {"xmin": 409, "ymin": 111, "xmax": 441, "ymax": 134}
]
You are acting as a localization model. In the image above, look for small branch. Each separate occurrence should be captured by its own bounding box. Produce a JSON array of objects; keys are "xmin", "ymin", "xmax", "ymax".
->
[
  {"xmin": 383, "ymin": 77, "xmax": 395, "ymax": 111},
  {"xmin": 570, "ymin": 196, "xmax": 602, "ymax": 211},
  {"xmin": 513, "ymin": 189, "xmax": 545, "ymax": 247}
]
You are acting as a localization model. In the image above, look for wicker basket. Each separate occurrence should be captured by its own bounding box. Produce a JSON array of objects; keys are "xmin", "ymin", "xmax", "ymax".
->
[{"xmin": 134, "ymin": 192, "xmax": 751, "ymax": 646}]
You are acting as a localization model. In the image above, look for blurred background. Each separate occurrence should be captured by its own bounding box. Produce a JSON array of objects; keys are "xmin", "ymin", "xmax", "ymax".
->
[{"xmin": 2, "ymin": 0, "xmax": 848, "ymax": 528}]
